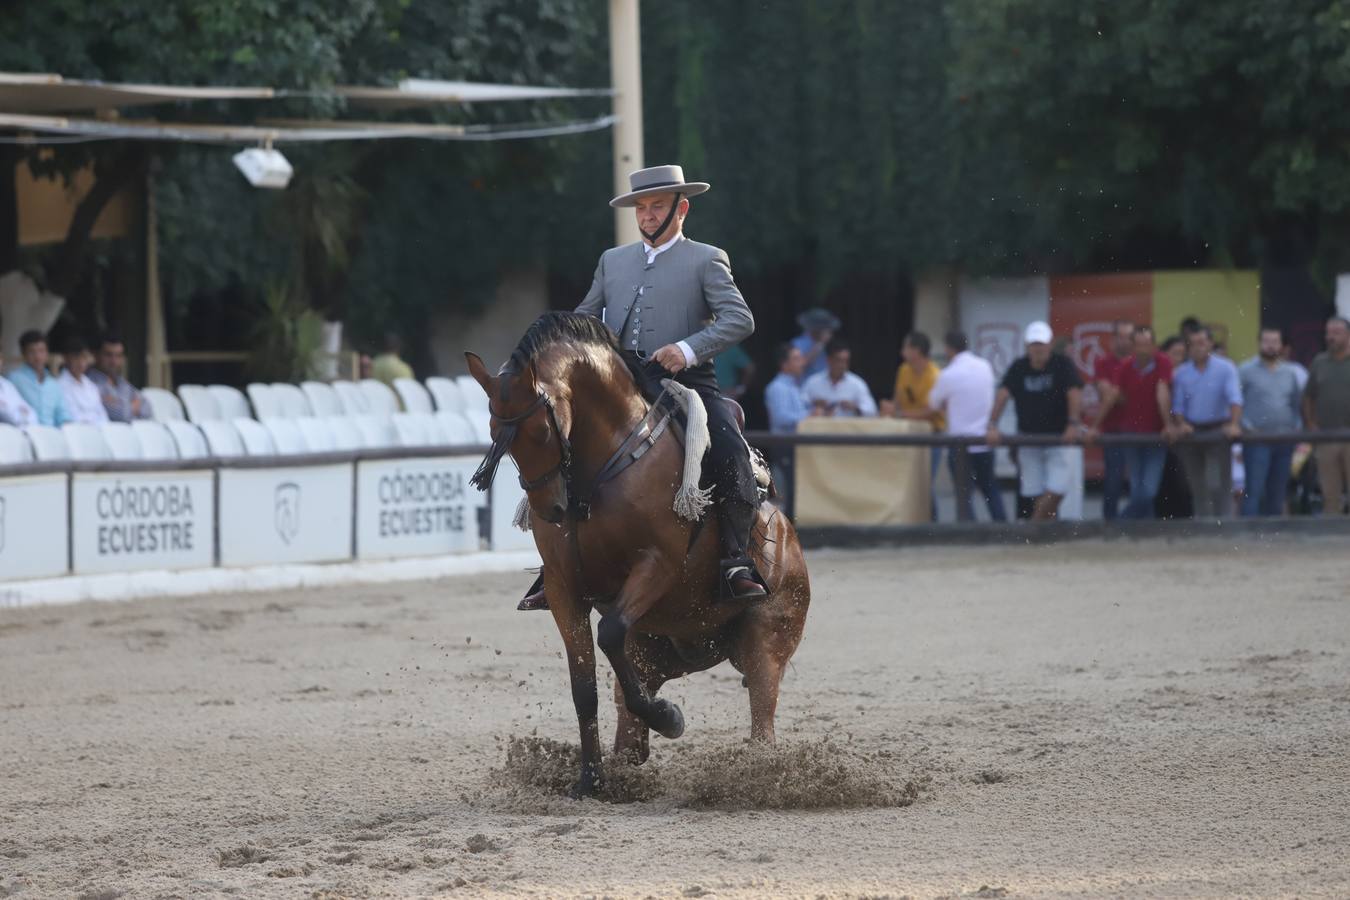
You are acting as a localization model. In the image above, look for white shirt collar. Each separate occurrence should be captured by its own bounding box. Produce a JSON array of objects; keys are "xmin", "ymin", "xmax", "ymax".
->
[{"xmin": 643, "ymin": 232, "xmax": 683, "ymax": 263}]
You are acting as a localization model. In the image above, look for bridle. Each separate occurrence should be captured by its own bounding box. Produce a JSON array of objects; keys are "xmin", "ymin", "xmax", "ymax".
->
[{"xmin": 469, "ymin": 388, "xmax": 573, "ymax": 496}]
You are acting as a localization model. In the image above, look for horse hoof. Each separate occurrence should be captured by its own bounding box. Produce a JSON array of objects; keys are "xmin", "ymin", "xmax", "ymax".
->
[
  {"xmin": 567, "ymin": 764, "xmax": 602, "ymax": 799},
  {"xmin": 650, "ymin": 699, "xmax": 685, "ymax": 740}
]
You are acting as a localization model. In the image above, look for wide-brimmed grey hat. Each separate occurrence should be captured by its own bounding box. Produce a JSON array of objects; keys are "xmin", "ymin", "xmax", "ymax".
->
[
  {"xmin": 796, "ymin": 307, "xmax": 841, "ymax": 332},
  {"xmin": 609, "ymin": 164, "xmax": 710, "ymax": 208}
]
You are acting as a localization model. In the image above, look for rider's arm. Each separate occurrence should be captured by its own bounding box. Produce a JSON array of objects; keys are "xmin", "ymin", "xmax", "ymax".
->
[
  {"xmin": 574, "ymin": 252, "xmax": 607, "ymax": 319},
  {"xmin": 681, "ymin": 248, "xmax": 754, "ymax": 366}
]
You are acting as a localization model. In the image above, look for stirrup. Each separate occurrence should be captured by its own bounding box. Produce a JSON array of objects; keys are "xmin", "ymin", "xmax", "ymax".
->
[
  {"xmin": 718, "ymin": 559, "xmax": 768, "ymax": 604},
  {"xmin": 518, "ymin": 574, "xmax": 549, "ymax": 611}
]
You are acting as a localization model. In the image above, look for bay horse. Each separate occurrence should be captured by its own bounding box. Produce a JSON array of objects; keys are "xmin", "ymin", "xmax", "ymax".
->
[{"xmin": 465, "ymin": 312, "xmax": 810, "ymax": 798}]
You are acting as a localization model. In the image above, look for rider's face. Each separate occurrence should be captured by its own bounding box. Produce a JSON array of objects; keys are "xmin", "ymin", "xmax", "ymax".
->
[{"xmin": 633, "ymin": 193, "xmax": 686, "ymax": 244}]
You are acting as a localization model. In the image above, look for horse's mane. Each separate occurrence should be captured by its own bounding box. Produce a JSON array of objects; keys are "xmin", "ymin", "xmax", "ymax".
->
[{"xmin": 508, "ymin": 311, "xmax": 622, "ymax": 374}]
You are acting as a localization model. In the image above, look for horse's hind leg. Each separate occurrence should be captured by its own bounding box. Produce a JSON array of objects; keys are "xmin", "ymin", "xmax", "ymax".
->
[{"xmin": 735, "ymin": 604, "xmax": 806, "ymax": 743}]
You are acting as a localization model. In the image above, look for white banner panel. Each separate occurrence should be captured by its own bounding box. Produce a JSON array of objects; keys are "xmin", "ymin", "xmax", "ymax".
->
[
  {"xmin": 355, "ymin": 456, "xmax": 481, "ymax": 560},
  {"xmin": 0, "ymin": 473, "xmax": 69, "ymax": 582},
  {"xmin": 489, "ymin": 463, "xmax": 536, "ymax": 552},
  {"xmin": 218, "ymin": 464, "xmax": 352, "ymax": 566},
  {"xmin": 71, "ymin": 470, "xmax": 214, "ymax": 574}
]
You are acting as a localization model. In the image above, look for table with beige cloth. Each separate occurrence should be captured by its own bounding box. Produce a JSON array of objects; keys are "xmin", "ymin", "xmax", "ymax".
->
[{"xmin": 793, "ymin": 416, "xmax": 931, "ymax": 526}]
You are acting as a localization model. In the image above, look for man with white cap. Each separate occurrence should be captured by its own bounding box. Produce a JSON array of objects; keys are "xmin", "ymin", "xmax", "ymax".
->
[
  {"xmin": 987, "ymin": 321, "xmax": 1084, "ymax": 520},
  {"xmin": 518, "ymin": 164, "xmax": 766, "ymax": 610}
]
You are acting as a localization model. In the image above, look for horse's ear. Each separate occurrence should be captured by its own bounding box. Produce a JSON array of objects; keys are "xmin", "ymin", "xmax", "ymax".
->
[{"xmin": 464, "ymin": 352, "xmax": 493, "ymax": 394}]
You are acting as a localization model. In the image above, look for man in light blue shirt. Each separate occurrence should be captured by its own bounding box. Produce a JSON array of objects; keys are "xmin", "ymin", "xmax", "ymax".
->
[
  {"xmin": 764, "ymin": 343, "xmax": 812, "ymax": 509},
  {"xmin": 1170, "ymin": 327, "xmax": 1242, "ymax": 517},
  {"xmin": 8, "ymin": 331, "xmax": 69, "ymax": 428},
  {"xmin": 789, "ymin": 307, "xmax": 839, "ymax": 383}
]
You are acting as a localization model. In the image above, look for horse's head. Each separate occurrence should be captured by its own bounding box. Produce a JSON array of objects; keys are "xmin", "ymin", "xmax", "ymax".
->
[{"xmin": 465, "ymin": 350, "xmax": 572, "ymax": 524}]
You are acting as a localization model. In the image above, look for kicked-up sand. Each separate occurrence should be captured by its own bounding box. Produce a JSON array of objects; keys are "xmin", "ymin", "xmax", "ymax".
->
[{"xmin": 1, "ymin": 535, "xmax": 1348, "ymax": 898}]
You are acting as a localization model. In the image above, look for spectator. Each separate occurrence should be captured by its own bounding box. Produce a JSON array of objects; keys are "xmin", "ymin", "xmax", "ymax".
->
[
  {"xmin": 765, "ymin": 344, "xmax": 811, "ymax": 435},
  {"xmin": 0, "ymin": 347, "xmax": 37, "ymax": 426},
  {"xmin": 89, "ymin": 332, "xmax": 152, "ymax": 422},
  {"xmin": 1161, "ymin": 335, "xmax": 1187, "ymax": 370},
  {"xmin": 7, "ymin": 330, "xmax": 69, "ymax": 427},
  {"xmin": 790, "ymin": 307, "xmax": 840, "ymax": 383},
  {"xmin": 885, "ymin": 331, "xmax": 944, "ymax": 520},
  {"xmin": 371, "ymin": 332, "xmax": 413, "ymax": 386},
  {"xmin": 764, "ymin": 343, "xmax": 812, "ymax": 507},
  {"xmin": 1100, "ymin": 324, "xmax": 1173, "ymax": 518},
  {"xmin": 1088, "ymin": 320, "xmax": 1135, "ymax": 519},
  {"xmin": 987, "ymin": 321, "xmax": 1084, "ymax": 520},
  {"xmin": 802, "ymin": 339, "xmax": 877, "ymax": 417},
  {"xmin": 1238, "ymin": 328, "xmax": 1302, "ymax": 516},
  {"xmin": 1303, "ymin": 316, "xmax": 1350, "ymax": 515},
  {"xmin": 926, "ymin": 331, "xmax": 1006, "ymax": 521},
  {"xmin": 1170, "ymin": 326, "xmax": 1243, "ymax": 517},
  {"xmin": 57, "ymin": 336, "xmax": 109, "ymax": 425},
  {"xmin": 713, "ymin": 343, "xmax": 756, "ymax": 401}
]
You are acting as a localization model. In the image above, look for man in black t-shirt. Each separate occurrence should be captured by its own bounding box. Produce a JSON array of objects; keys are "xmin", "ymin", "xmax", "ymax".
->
[{"xmin": 986, "ymin": 321, "xmax": 1084, "ymax": 520}]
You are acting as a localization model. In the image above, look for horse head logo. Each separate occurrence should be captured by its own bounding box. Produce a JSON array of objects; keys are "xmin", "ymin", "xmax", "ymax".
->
[
  {"xmin": 274, "ymin": 482, "xmax": 301, "ymax": 545},
  {"xmin": 1071, "ymin": 322, "xmax": 1114, "ymax": 380},
  {"xmin": 974, "ymin": 322, "xmax": 1021, "ymax": 376}
]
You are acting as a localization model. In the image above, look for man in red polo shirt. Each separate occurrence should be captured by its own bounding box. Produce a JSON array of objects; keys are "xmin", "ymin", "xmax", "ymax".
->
[
  {"xmin": 1088, "ymin": 320, "xmax": 1135, "ymax": 519},
  {"xmin": 1106, "ymin": 324, "xmax": 1174, "ymax": 518}
]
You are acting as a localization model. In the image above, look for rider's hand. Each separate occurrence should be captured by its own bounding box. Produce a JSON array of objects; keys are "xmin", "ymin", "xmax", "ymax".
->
[{"xmin": 652, "ymin": 344, "xmax": 687, "ymax": 373}]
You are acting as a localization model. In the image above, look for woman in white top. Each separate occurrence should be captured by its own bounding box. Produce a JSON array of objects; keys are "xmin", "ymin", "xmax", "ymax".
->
[{"xmin": 58, "ymin": 337, "xmax": 110, "ymax": 425}]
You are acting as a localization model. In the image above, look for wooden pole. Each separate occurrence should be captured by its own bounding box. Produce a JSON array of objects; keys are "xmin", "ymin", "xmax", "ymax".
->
[
  {"xmin": 609, "ymin": 0, "xmax": 643, "ymax": 247},
  {"xmin": 144, "ymin": 167, "xmax": 169, "ymax": 388}
]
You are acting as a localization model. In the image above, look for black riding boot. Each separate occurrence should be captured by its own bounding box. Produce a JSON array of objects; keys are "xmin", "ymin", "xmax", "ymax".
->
[
  {"xmin": 518, "ymin": 573, "xmax": 549, "ymax": 611},
  {"xmin": 717, "ymin": 497, "xmax": 768, "ymax": 603}
]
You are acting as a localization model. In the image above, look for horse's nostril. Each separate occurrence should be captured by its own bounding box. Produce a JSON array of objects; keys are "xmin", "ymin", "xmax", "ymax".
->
[{"xmin": 551, "ymin": 503, "xmax": 566, "ymax": 520}]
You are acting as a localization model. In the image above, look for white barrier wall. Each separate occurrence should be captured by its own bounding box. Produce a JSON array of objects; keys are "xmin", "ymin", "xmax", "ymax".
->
[
  {"xmin": 0, "ymin": 473, "xmax": 69, "ymax": 580},
  {"xmin": 355, "ymin": 456, "xmax": 481, "ymax": 560},
  {"xmin": 72, "ymin": 471, "xmax": 215, "ymax": 574},
  {"xmin": 218, "ymin": 465, "xmax": 353, "ymax": 566},
  {"xmin": 489, "ymin": 471, "xmax": 536, "ymax": 552}
]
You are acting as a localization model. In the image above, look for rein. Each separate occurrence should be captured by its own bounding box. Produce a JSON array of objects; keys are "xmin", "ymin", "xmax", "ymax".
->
[{"xmin": 471, "ymin": 382, "xmax": 676, "ymax": 522}]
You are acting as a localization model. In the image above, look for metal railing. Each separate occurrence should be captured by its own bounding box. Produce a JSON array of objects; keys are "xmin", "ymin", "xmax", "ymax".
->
[{"xmin": 745, "ymin": 427, "xmax": 1350, "ymax": 523}]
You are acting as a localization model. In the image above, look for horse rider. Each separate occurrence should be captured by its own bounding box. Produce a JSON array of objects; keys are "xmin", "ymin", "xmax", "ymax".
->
[{"xmin": 519, "ymin": 164, "xmax": 768, "ymax": 609}]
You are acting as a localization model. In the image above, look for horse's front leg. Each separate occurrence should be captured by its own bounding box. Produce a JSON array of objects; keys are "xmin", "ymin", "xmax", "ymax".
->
[
  {"xmin": 547, "ymin": 574, "xmax": 603, "ymax": 798},
  {"xmin": 596, "ymin": 555, "xmax": 685, "ymax": 740}
]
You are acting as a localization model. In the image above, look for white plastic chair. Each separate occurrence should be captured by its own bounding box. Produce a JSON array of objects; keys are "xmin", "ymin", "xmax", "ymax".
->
[
  {"xmin": 210, "ymin": 385, "xmax": 252, "ymax": 420},
  {"xmin": 177, "ymin": 385, "xmax": 220, "ymax": 424},
  {"xmin": 456, "ymin": 375, "xmax": 489, "ymax": 412},
  {"xmin": 436, "ymin": 411, "xmax": 480, "ymax": 446},
  {"xmin": 141, "ymin": 387, "xmax": 185, "ymax": 421},
  {"xmin": 332, "ymin": 380, "xmax": 370, "ymax": 415},
  {"xmin": 294, "ymin": 417, "xmax": 335, "ymax": 452},
  {"xmin": 246, "ymin": 383, "xmax": 282, "ymax": 419},
  {"xmin": 358, "ymin": 379, "xmax": 400, "ymax": 417},
  {"xmin": 323, "ymin": 415, "xmax": 365, "ymax": 450},
  {"xmin": 465, "ymin": 408, "xmax": 491, "ymax": 443},
  {"xmin": 301, "ymin": 381, "xmax": 345, "ymax": 417},
  {"xmin": 261, "ymin": 417, "xmax": 310, "ymax": 455},
  {"xmin": 0, "ymin": 423, "xmax": 34, "ymax": 463},
  {"xmin": 425, "ymin": 376, "xmax": 467, "ymax": 413},
  {"xmin": 271, "ymin": 383, "xmax": 313, "ymax": 417},
  {"xmin": 22, "ymin": 425, "xmax": 70, "ymax": 461},
  {"xmin": 99, "ymin": 422, "xmax": 143, "ymax": 461},
  {"xmin": 391, "ymin": 412, "xmax": 437, "ymax": 448},
  {"xmin": 352, "ymin": 414, "xmax": 398, "ymax": 448},
  {"xmin": 198, "ymin": 420, "xmax": 245, "ymax": 458},
  {"xmin": 61, "ymin": 423, "xmax": 112, "ymax": 461},
  {"xmin": 131, "ymin": 420, "xmax": 180, "ymax": 460},
  {"xmin": 164, "ymin": 421, "xmax": 209, "ymax": 459},
  {"xmin": 393, "ymin": 378, "xmax": 435, "ymax": 414},
  {"xmin": 233, "ymin": 418, "xmax": 276, "ymax": 456}
]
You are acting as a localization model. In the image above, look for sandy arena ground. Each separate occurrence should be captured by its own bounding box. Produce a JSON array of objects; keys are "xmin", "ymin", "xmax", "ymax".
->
[{"xmin": 2, "ymin": 536, "xmax": 1349, "ymax": 899}]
